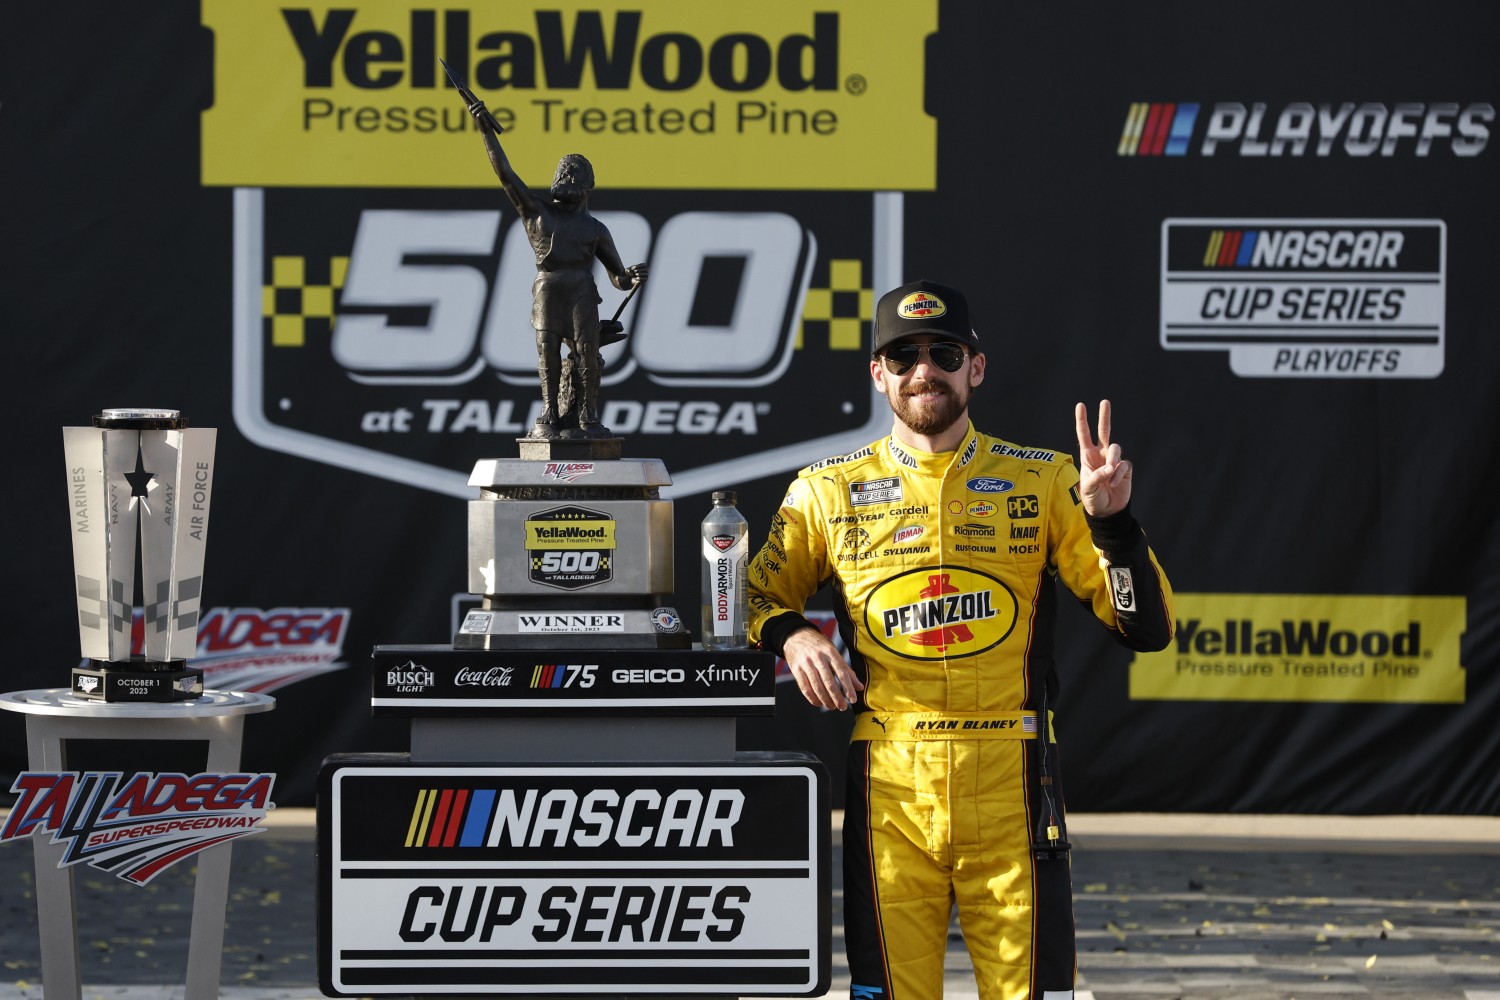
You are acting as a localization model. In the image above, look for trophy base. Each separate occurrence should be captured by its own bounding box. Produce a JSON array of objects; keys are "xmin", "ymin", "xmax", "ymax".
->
[
  {"xmin": 515, "ymin": 436, "xmax": 623, "ymax": 461},
  {"xmin": 71, "ymin": 657, "xmax": 205, "ymax": 702}
]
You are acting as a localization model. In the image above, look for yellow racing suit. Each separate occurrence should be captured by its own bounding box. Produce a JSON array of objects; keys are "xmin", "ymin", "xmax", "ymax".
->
[{"xmin": 747, "ymin": 423, "xmax": 1173, "ymax": 1000}]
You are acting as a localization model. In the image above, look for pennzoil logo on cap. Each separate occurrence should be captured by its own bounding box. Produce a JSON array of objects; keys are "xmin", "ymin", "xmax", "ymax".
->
[{"xmin": 898, "ymin": 292, "xmax": 947, "ymax": 319}]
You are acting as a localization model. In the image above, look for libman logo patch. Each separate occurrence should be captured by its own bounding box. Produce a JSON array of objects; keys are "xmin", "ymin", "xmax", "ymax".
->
[
  {"xmin": 864, "ymin": 567, "xmax": 1018, "ymax": 660},
  {"xmin": 1130, "ymin": 593, "xmax": 1466, "ymax": 703}
]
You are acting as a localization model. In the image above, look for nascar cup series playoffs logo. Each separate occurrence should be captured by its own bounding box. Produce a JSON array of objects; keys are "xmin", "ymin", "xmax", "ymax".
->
[{"xmin": 1160, "ymin": 219, "xmax": 1446, "ymax": 378}]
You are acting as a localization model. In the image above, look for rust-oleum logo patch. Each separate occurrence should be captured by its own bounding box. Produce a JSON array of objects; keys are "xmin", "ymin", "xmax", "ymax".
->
[{"xmin": 864, "ymin": 567, "xmax": 1018, "ymax": 660}]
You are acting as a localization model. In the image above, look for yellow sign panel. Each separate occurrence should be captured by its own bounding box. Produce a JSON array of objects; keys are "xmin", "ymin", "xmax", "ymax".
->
[
  {"xmin": 1130, "ymin": 593, "xmax": 1466, "ymax": 704},
  {"xmin": 525, "ymin": 520, "xmax": 617, "ymax": 550},
  {"xmin": 201, "ymin": 1, "xmax": 937, "ymax": 190}
]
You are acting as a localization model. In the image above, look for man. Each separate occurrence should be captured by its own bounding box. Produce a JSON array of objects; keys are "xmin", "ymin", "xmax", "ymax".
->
[
  {"xmin": 746, "ymin": 279, "xmax": 1174, "ymax": 1000},
  {"xmin": 468, "ymin": 100, "xmax": 646, "ymax": 439}
]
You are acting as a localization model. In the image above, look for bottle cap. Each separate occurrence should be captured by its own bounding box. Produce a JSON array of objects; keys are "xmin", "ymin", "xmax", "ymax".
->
[{"xmin": 712, "ymin": 490, "xmax": 737, "ymax": 505}]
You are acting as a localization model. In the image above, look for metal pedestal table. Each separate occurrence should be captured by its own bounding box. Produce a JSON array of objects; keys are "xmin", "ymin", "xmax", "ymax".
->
[{"xmin": 0, "ymin": 688, "xmax": 276, "ymax": 1000}]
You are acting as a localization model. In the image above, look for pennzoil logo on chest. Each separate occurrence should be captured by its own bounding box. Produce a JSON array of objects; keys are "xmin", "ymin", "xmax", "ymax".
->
[{"xmin": 863, "ymin": 567, "xmax": 1019, "ymax": 659}]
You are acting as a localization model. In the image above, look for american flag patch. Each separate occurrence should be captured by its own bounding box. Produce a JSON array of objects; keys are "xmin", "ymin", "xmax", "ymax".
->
[{"xmin": 1022, "ymin": 715, "xmax": 1039, "ymax": 733}]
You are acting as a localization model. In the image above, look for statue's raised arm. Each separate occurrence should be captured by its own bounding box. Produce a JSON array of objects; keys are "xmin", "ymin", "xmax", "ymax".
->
[{"xmin": 468, "ymin": 100, "xmax": 541, "ymax": 221}]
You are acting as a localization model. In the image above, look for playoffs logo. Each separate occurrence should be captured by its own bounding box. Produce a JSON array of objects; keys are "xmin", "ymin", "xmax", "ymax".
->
[{"xmin": 2, "ymin": 771, "xmax": 276, "ymax": 884}]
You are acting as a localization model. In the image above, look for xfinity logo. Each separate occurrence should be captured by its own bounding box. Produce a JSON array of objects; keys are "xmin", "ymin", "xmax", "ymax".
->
[{"xmin": 1120, "ymin": 101, "xmax": 1493, "ymax": 157}]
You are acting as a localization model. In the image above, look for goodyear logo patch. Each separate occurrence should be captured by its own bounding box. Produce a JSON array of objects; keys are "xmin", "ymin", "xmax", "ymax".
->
[{"xmin": 864, "ymin": 567, "xmax": 1018, "ymax": 660}]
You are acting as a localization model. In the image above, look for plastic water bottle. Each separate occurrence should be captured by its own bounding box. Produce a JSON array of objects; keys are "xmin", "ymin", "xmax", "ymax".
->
[{"xmin": 701, "ymin": 490, "xmax": 749, "ymax": 650}]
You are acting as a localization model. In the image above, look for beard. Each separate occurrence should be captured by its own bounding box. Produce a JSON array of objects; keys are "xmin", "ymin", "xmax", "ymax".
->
[{"xmin": 890, "ymin": 377, "xmax": 969, "ymax": 436}]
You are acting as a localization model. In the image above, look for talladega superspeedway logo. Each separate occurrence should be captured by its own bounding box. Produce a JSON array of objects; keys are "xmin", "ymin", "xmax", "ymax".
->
[{"xmin": 2, "ymin": 771, "xmax": 276, "ymax": 884}]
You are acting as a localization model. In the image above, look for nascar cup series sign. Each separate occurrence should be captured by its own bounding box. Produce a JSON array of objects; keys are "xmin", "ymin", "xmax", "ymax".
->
[
  {"xmin": 1160, "ymin": 218, "xmax": 1446, "ymax": 378},
  {"xmin": 318, "ymin": 758, "xmax": 829, "ymax": 995}
]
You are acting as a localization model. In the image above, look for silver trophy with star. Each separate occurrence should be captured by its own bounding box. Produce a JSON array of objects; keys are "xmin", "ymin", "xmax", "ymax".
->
[{"xmin": 62, "ymin": 409, "xmax": 217, "ymax": 701}]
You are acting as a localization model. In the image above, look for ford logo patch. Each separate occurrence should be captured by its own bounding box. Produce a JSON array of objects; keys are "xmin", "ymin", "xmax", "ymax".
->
[{"xmin": 966, "ymin": 477, "xmax": 1015, "ymax": 494}]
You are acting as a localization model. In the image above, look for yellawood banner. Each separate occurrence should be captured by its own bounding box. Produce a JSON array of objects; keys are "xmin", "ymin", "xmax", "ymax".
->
[
  {"xmin": 201, "ymin": 1, "xmax": 937, "ymax": 190},
  {"xmin": 1130, "ymin": 593, "xmax": 1466, "ymax": 704}
]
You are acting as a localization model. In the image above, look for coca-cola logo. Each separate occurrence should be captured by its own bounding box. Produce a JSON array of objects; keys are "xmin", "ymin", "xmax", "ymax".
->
[{"xmin": 454, "ymin": 666, "xmax": 515, "ymax": 688}]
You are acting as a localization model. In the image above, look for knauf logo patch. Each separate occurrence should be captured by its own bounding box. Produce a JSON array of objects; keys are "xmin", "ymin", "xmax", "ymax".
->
[{"xmin": 898, "ymin": 292, "xmax": 946, "ymax": 318}]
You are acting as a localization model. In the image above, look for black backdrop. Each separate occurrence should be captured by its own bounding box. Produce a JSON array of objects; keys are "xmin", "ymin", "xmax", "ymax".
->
[{"xmin": 4, "ymin": 1, "xmax": 1497, "ymax": 812}]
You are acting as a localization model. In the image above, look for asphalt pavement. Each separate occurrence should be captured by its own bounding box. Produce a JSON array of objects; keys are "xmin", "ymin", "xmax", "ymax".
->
[{"xmin": 0, "ymin": 811, "xmax": 1496, "ymax": 1000}]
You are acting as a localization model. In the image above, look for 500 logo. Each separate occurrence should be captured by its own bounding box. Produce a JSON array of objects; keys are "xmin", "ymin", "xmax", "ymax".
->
[{"xmin": 233, "ymin": 187, "xmax": 905, "ymax": 497}]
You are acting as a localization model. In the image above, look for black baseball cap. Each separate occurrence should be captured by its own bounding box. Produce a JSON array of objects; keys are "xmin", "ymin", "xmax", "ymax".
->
[{"xmin": 871, "ymin": 279, "xmax": 982, "ymax": 355}]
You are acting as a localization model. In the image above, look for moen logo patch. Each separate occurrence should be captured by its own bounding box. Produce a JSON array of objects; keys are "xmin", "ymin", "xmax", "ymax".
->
[
  {"xmin": 864, "ymin": 567, "xmax": 1018, "ymax": 660},
  {"xmin": 200, "ymin": 0, "xmax": 939, "ymax": 191}
]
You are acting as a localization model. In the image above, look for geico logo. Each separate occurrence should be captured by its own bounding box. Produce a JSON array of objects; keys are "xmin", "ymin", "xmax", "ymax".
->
[
  {"xmin": 284, "ymin": 9, "xmax": 838, "ymax": 93},
  {"xmin": 398, "ymin": 883, "xmax": 749, "ymax": 945},
  {"xmin": 1201, "ymin": 102, "xmax": 1493, "ymax": 156},
  {"xmin": 484, "ymin": 787, "xmax": 745, "ymax": 848},
  {"xmin": 611, "ymin": 668, "xmax": 686, "ymax": 684},
  {"xmin": 196, "ymin": 608, "xmax": 349, "ymax": 650},
  {"xmin": 1176, "ymin": 618, "xmax": 1422, "ymax": 658},
  {"xmin": 333, "ymin": 210, "xmax": 805, "ymax": 387}
]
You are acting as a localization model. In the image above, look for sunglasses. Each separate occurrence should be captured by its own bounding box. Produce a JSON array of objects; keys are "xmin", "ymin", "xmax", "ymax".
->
[{"xmin": 880, "ymin": 342, "xmax": 969, "ymax": 375}]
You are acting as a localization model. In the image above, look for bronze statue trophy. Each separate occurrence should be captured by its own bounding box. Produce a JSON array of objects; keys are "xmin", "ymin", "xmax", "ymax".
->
[{"xmin": 453, "ymin": 63, "xmax": 646, "ymax": 446}]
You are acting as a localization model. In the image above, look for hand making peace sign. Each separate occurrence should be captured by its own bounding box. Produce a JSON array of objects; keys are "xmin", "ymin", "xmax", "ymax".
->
[{"xmin": 1074, "ymin": 399, "xmax": 1133, "ymax": 517}]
